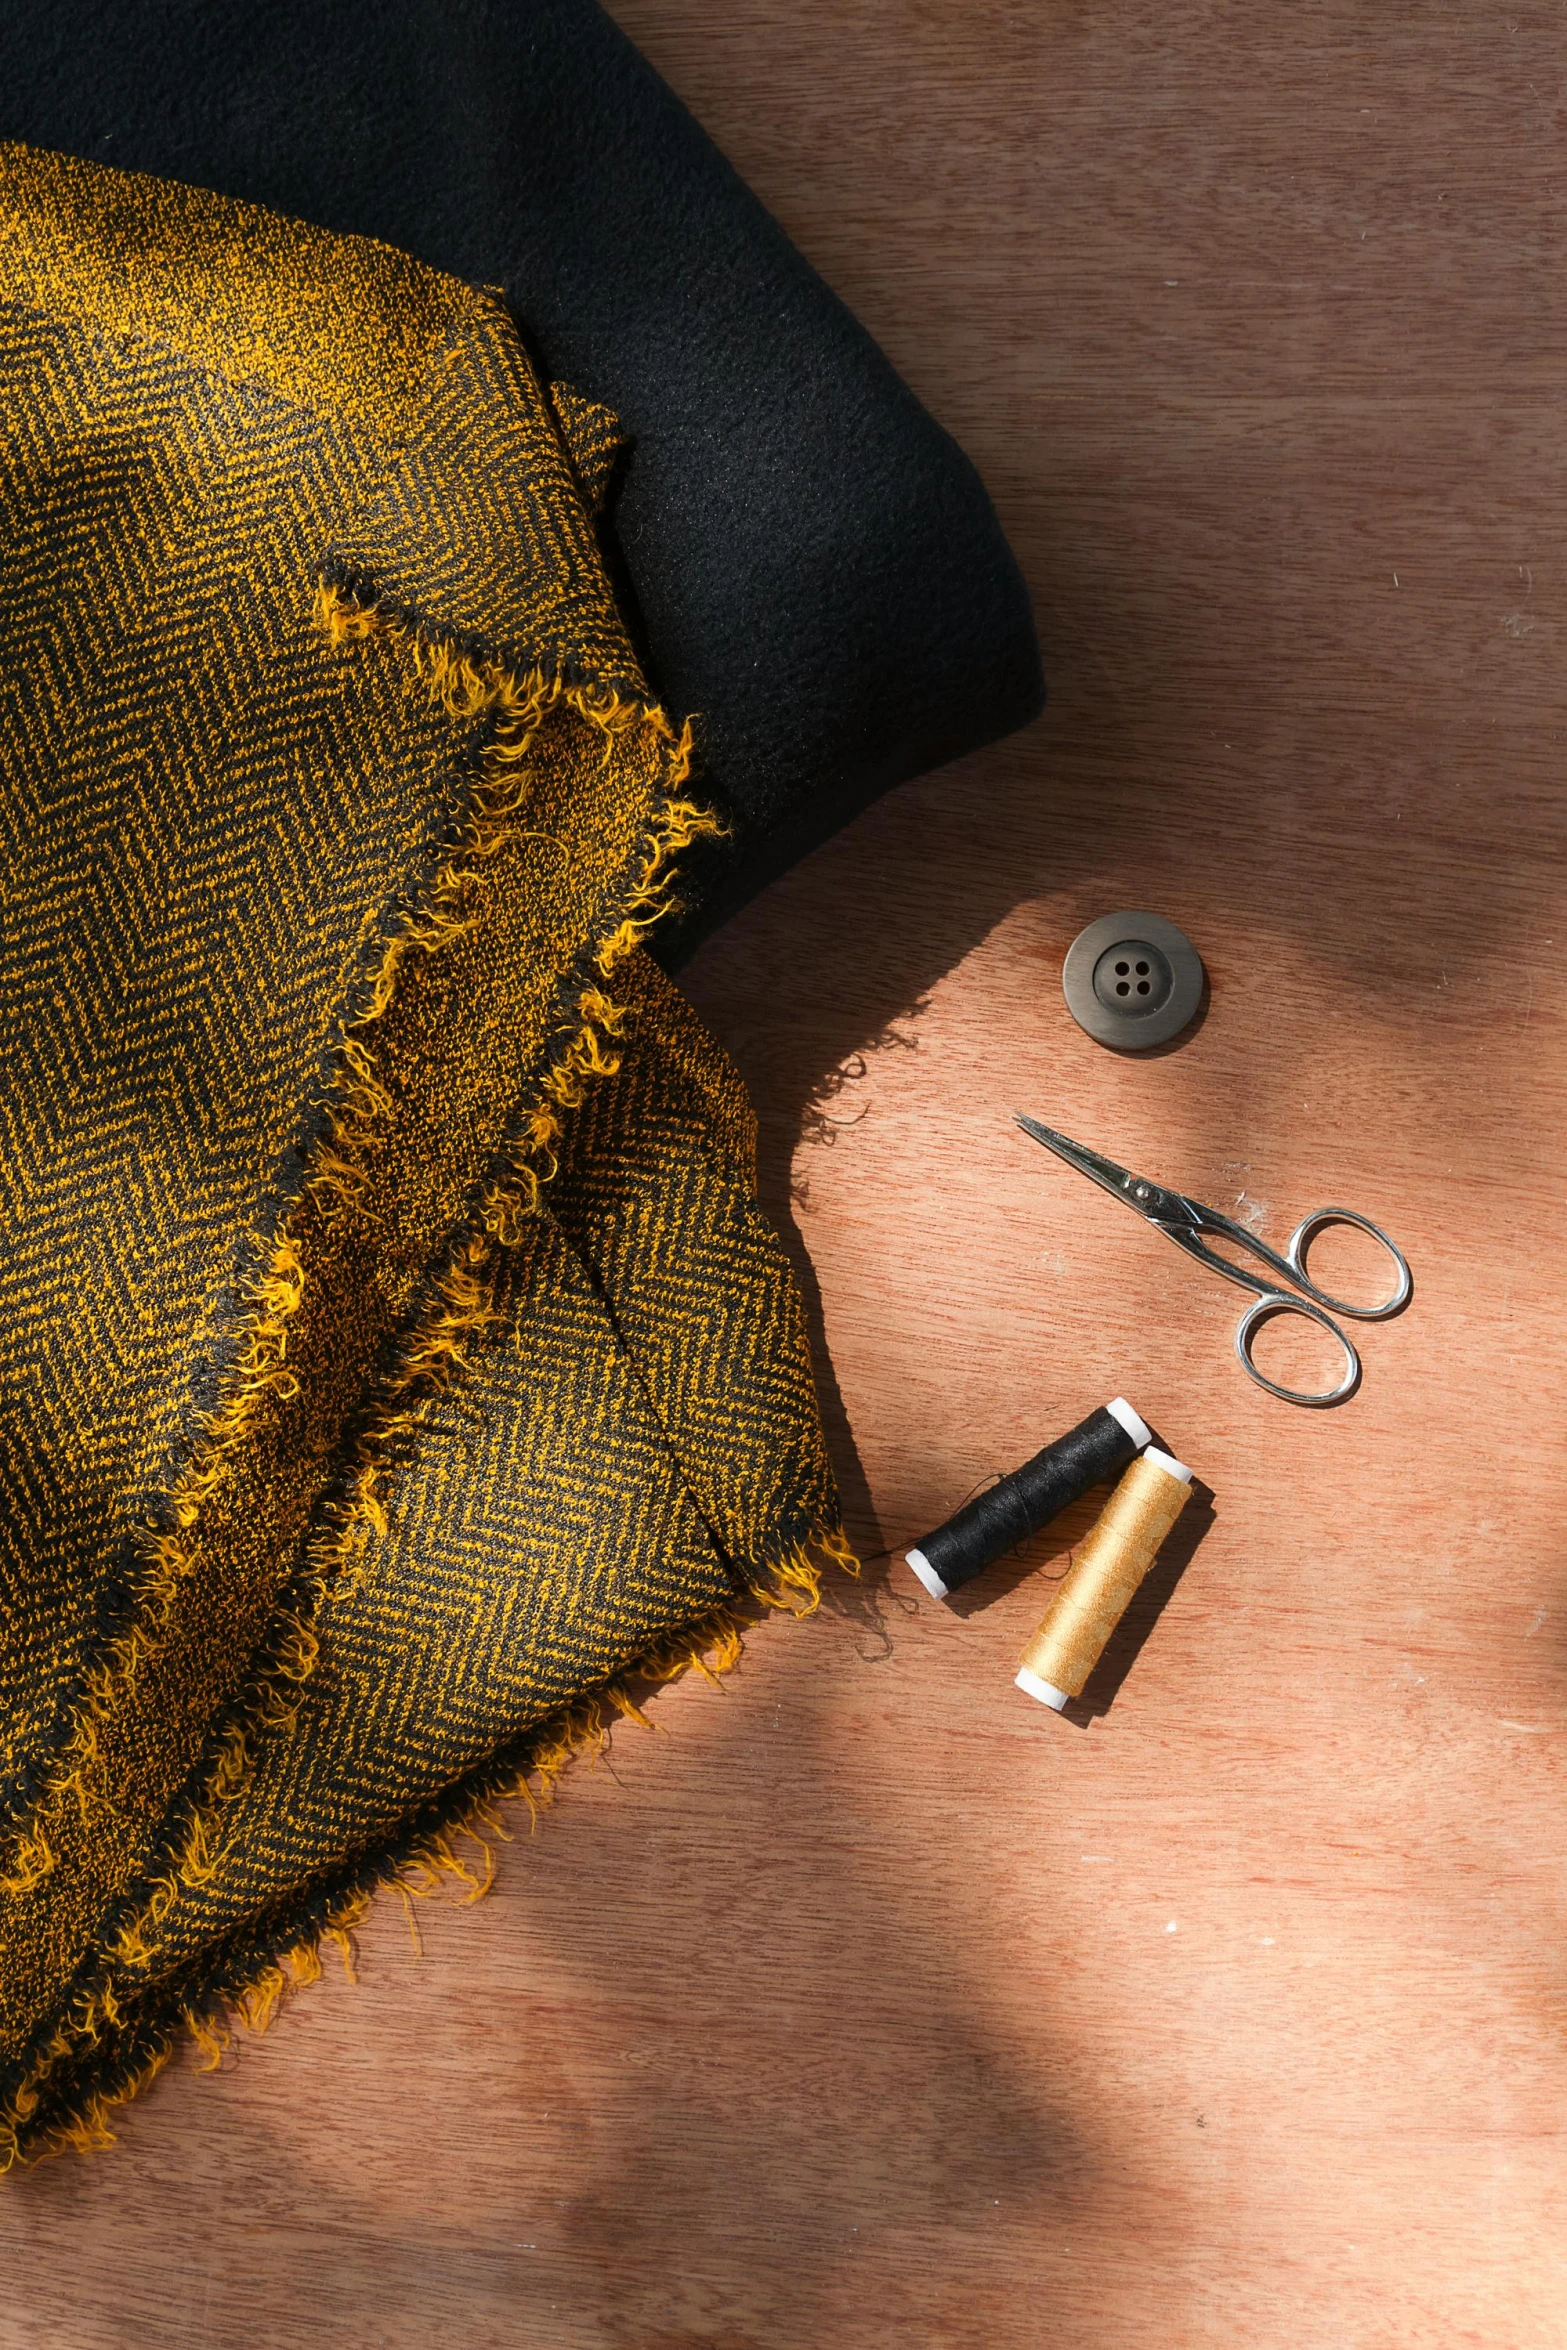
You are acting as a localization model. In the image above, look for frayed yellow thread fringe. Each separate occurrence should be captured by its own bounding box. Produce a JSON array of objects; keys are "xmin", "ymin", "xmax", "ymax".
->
[
  {"xmin": 0, "ymin": 1893, "xmax": 366, "ymax": 2169},
  {"xmin": 286, "ymin": 584, "xmax": 720, "ymax": 1644},
  {"xmin": 0, "ymin": 1825, "xmax": 54, "ymax": 1899},
  {"xmin": 0, "ymin": 578, "xmax": 710, "ymax": 1927},
  {"xmin": 743, "ymin": 1532, "xmax": 861, "ymax": 1620},
  {"xmin": 395, "ymin": 1882, "xmax": 424, "ymax": 1959},
  {"xmin": 0, "ymin": 2037, "xmax": 173, "ymax": 2172},
  {"xmin": 186, "ymin": 2012, "xmax": 229, "ymax": 2074},
  {"xmin": 284, "ymin": 1939, "xmax": 324, "ymax": 1991}
]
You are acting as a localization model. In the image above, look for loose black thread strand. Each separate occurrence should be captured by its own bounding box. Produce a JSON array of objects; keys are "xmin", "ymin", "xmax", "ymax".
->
[{"xmin": 860, "ymin": 1473, "xmax": 1004, "ymax": 1569}]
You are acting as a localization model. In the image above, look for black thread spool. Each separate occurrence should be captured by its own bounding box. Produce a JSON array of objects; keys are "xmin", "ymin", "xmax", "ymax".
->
[{"xmin": 905, "ymin": 1399, "xmax": 1152, "ymax": 1601}]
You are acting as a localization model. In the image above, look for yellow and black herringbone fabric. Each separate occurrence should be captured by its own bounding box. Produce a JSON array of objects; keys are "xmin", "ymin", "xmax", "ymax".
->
[{"xmin": 0, "ymin": 144, "xmax": 846, "ymax": 2164}]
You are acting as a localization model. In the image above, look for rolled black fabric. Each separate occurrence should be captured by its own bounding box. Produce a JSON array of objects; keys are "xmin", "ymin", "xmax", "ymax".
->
[
  {"xmin": 0, "ymin": 0, "xmax": 1044, "ymax": 959},
  {"xmin": 907, "ymin": 1404, "xmax": 1146, "ymax": 1601}
]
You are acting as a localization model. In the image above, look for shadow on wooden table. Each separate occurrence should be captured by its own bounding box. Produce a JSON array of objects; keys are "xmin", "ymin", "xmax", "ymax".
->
[
  {"xmin": 0, "ymin": 1625, "xmax": 1097, "ymax": 2350},
  {"xmin": 681, "ymin": 723, "xmax": 1070, "ymax": 1588}
]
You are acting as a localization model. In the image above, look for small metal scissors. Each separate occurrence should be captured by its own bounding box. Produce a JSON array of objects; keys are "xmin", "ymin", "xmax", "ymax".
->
[{"xmin": 1016, "ymin": 1117, "xmax": 1412, "ymax": 1407}]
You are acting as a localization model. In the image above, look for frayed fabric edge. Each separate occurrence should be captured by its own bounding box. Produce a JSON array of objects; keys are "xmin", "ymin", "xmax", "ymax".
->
[
  {"xmin": 0, "ymin": 578, "xmax": 724, "ymax": 2054},
  {"xmin": 0, "ymin": 1524, "xmax": 858, "ymax": 2171}
]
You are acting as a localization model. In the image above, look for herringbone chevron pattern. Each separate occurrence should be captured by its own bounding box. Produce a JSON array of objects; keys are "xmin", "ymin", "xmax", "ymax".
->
[{"xmin": 0, "ymin": 145, "xmax": 845, "ymax": 2164}]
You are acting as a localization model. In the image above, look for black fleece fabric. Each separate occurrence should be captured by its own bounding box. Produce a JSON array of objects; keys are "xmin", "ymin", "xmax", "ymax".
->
[{"xmin": 0, "ymin": 0, "xmax": 1043, "ymax": 957}]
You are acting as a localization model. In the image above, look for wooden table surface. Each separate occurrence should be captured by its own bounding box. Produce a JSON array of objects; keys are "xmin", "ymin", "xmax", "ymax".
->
[{"xmin": 8, "ymin": 5, "xmax": 1567, "ymax": 2343}]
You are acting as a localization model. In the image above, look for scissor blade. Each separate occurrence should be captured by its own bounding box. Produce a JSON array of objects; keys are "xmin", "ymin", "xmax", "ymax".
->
[{"xmin": 1014, "ymin": 1116, "xmax": 1152, "ymax": 1212}]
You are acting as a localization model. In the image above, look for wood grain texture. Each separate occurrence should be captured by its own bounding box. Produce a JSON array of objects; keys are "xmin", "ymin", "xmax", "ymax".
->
[{"xmin": 6, "ymin": 4, "xmax": 1567, "ymax": 2342}]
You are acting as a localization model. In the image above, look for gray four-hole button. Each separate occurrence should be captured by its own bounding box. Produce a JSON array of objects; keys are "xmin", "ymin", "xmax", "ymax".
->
[{"xmin": 1063, "ymin": 911, "xmax": 1205, "ymax": 1050}]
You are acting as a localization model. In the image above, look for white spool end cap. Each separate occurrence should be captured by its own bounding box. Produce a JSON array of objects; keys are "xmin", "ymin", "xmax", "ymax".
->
[
  {"xmin": 1016, "ymin": 1666, "xmax": 1071, "ymax": 1712},
  {"xmin": 904, "ymin": 1548, "xmax": 950, "ymax": 1602},
  {"xmin": 1143, "ymin": 1444, "xmax": 1193, "ymax": 1485},
  {"xmin": 1105, "ymin": 1395, "xmax": 1153, "ymax": 1449}
]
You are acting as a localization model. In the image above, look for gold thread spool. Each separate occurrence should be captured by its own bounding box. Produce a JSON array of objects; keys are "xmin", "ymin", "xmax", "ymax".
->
[{"xmin": 1015, "ymin": 1446, "xmax": 1193, "ymax": 1712}]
